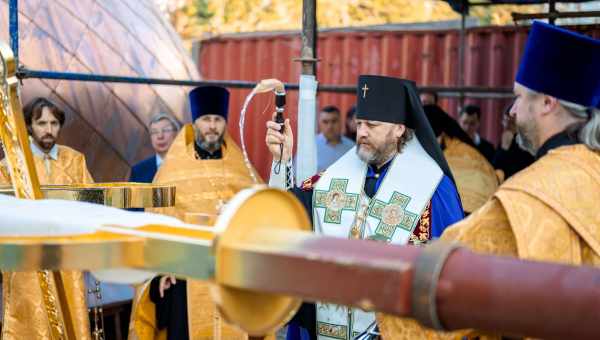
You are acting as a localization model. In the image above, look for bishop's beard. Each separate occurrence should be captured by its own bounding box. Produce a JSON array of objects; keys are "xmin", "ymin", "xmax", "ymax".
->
[{"xmin": 356, "ymin": 132, "xmax": 398, "ymax": 165}]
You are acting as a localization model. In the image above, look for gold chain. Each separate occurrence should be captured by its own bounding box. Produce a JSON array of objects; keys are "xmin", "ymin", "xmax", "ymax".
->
[{"xmin": 88, "ymin": 280, "xmax": 105, "ymax": 340}]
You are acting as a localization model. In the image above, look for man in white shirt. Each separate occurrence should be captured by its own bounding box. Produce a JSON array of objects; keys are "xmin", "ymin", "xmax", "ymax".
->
[{"xmin": 315, "ymin": 105, "xmax": 355, "ymax": 171}]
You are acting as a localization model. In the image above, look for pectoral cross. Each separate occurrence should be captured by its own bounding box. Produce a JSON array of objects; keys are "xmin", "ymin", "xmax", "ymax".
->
[{"xmin": 361, "ymin": 84, "xmax": 369, "ymax": 98}]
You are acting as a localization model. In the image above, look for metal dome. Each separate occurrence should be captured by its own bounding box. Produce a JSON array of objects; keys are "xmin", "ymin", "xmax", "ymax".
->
[{"xmin": 0, "ymin": 0, "xmax": 199, "ymax": 181}]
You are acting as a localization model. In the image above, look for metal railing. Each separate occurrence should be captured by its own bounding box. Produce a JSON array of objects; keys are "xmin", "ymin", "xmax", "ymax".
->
[{"xmin": 9, "ymin": 0, "xmax": 516, "ymax": 99}]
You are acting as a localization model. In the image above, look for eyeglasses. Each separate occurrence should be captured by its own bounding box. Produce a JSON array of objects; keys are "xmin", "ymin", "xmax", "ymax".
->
[{"xmin": 150, "ymin": 127, "xmax": 177, "ymax": 136}]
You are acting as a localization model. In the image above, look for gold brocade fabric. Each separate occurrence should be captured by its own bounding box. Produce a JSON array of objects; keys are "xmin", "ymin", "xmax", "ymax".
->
[
  {"xmin": 128, "ymin": 281, "xmax": 166, "ymax": 340},
  {"xmin": 148, "ymin": 124, "xmax": 261, "ymax": 220},
  {"xmin": 129, "ymin": 124, "xmax": 264, "ymax": 340},
  {"xmin": 442, "ymin": 136, "xmax": 499, "ymax": 213},
  {"xmin": 0, "ymin": 144, "xmax": 93, "ymax": 185},
  {"xmin": 1, "ymin": 144, "xmax": 93, "ymax": 340},
  {"xmin": 379, "ymin": 145, "xmax": 600, "ymax": 340},
  {"xmin": 495, "ymin": 145, "xmax": 600, "ymax": 265}
]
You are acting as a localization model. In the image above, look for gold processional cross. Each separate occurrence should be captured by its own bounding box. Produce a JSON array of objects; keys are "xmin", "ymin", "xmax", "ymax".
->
[{"xmin": 0, "ymin": 40, "xmax": 175, "ymax": 340}]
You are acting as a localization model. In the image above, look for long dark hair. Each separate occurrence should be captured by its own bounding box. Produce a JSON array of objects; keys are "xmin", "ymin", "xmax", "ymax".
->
[{"xmin": 23, "ymin": 97, "xmax": 65, "ymax": 128}]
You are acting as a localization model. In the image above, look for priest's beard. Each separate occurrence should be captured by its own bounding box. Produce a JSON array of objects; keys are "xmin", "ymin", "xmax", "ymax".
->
[
  {"xmin": 516, "ymin": 117, "xmax": 539, "ymax": 156},
  {"xmin": 34, "ymin": 133, "xmax": 57, "ymax": 152},
  {"xmin": 356, "ymin": 130, "xmax": 398, "ymax": 166},
  {"xmin": 196, "ymin": 131, "xmax": 224, "ymax": 152}
]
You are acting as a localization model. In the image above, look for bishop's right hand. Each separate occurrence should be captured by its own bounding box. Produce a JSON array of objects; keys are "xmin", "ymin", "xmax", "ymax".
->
[{"xmin": 265, "ymin": 112, "xmax": 293, "ymax": 163}]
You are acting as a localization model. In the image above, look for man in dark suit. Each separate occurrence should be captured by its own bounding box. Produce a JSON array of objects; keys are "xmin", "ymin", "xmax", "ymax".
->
[
  {"xmin": 130, "ymin": 113, "xmax": 180, "ymax": 183},
  {"xmin": 458, "ymin": 104, "xmax": 496, "ymax": 163}
]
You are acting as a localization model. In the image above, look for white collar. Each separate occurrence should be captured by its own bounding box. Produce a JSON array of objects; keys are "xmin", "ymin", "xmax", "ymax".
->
[
  {"xmin": 156, "ymin": 154, "xmax": 164, "ymax": 168},
  {"xmin": 473, "ymin": 133, "xmax": 481, "ymax": 145},
  {"xmin": 30, "ymin": 138, "xmax": 58, "ymax": 160}
]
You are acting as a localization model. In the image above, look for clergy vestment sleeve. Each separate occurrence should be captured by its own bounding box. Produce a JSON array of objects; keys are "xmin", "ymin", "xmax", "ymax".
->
[
  {"xmin": 429, "ymin": 175, "xmax": 464, "ymax": 238},
  {"xmin": 290, "ymin": 186, "xmax": 314, "ymax": 224},
  {"xmin": 440, "ymin": 197, "xmax": 518, "ymax": 257}
]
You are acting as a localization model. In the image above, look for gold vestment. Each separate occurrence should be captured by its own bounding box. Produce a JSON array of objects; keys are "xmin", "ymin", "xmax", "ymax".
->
[
  {"xmin": 0, "ymin": 144, "xmax": 93, "ymax": 340},
  {"xmin": 379, "ymin": 145, "xmax": 600, "ymax": 339},
  {"xmin": 0, "ymin": 144, "xmax": 93, "ymax": 185},
  {"xmin": 129, "ymin": 124, "xmax": 264, "ymax": 340},
  {"xmin": 442, "ymin": 136, "xmax": 500, "ymax": 213}
]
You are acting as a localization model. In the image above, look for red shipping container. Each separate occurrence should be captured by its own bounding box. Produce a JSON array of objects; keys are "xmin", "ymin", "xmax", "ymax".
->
[{"xmin": 196, "ymin": 24, "xmax": 600, "ymax": 180}]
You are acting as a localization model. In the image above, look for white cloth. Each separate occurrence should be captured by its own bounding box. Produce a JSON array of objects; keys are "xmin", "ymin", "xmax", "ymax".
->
[
  {"xmin": 0, "ymin": 194, "xmax": 198, "ymax": 284},
  {"xmin": 296, "ymin": 74, "xmax": 318, "ymax": 183},
  {"xmin": 0, "ymin": 194, "xmax": 185, "ymax": 236}
]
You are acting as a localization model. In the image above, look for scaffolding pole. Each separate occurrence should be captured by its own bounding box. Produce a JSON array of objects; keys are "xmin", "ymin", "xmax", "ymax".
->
[{"xmin": 9, "ymin": 0, "xmax": 18, "ymax": 65}]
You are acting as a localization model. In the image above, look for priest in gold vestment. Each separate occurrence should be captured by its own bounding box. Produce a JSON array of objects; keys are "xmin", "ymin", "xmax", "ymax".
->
[
  {"xmin": 423, "ymin": 104, "xmax": 500, "ymax": 214},
  {"xmin": 129, "ymin": 86, "xmax": 261, "ymax": 340},
  {"xmin": 0, "ymin": 98, "xmax": 93, "ymax": 339},
  {"xmin": 378, "ymin": 21, "xmax": 600, "ymax": 340}
]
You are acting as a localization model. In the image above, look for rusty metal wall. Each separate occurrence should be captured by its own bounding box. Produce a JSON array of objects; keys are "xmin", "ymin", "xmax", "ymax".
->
[{"xmin": 197, "ymin": 24, "xmax": 600, "ymax": 180}]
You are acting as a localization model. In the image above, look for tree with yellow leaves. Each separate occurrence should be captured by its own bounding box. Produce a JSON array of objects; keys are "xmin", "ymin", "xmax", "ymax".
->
[{"xmin": 156, "ymin": 0, "xmax": 549, "ymax": 42}]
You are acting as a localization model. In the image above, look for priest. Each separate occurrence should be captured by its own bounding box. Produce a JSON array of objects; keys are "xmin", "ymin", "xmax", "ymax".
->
[
  {"xmin": 129, "ymin": 86, "xmax": 261, "ymax": 340},
  {"xmin": 0, "ymin": 97, "xmax": 93, "ymax": 184},
  {"xmin": 379, "ymin": 21, "xmax": 600, "ymax": 340},
  {"xmin": 443, "ymin": 21, "xmax": 600, "ymax": 280},
  {"xmin": 266, "ymin": 75, "xmax": 464, "ymax": 340},
  {"xmin": 423, "ymin": 104, "xmax": 499, "ymax": 214},
  {"xmin": 0, "ymin": 97, "xmax": 93, "ymax": 340}
]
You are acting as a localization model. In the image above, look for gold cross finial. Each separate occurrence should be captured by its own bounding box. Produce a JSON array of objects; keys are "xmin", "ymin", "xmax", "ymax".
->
[{"xmin": 361, "ymin": 84, "xmax": 369, "ymax": 98}]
